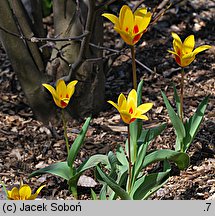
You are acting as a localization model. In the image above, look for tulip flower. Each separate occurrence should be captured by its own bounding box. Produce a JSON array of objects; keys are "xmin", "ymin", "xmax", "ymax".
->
[
  {"xmin": 6, "ymin": 184, "xmax": 45, "ymax": 200},
  {"xmin": 168, "ymin": 32, "xmax": 211, "ymax": 67},
  {"xmin": 108, "ymin": 89, "xmax": 153, "ymax": 124},
  {"xmin": 102, "ymin": 5, "xmax": 152, "ymax": 46},
  {"xmin": 43, "ymin": 79, "xmax": 78, "ymax": 109}
]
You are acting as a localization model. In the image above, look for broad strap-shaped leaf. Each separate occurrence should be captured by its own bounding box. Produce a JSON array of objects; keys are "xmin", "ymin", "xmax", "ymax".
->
[
  {"xmin": 91, "ymin": 189, "xmax": 98, "ymax": 200},
  {"xmin": 128, "ymin": 80, "xmax": 144, "ymax": 163},
  {"xmin": 29, "ymin": 162, "xmax": 73, "ymax": 180},
  {"xmin": 116, "ymin": 145, "xmax": 128, "ymax": 167},
  {"xmin": 68, "ymin": 154, "xmax": 110, "ymax": 190},
  {"xmin": 138, "ymin": 123, "xmax": 167, "ymax": 145},
  {"xmin": 130, "ymin": 160, "xmax": 171, "ymax": 200},
  {"xmin": 77, "ymin": 154, "xmax": 110, "ymax": 173},
  {"xmin": 67, "ymin": 117, "xmax": 91, "ymax": 167},
  {"xmin": 161, "ymin": 91, "xmax": 186, "ymax": 150},
  {"xmin": 172, "ymin": 82, "xmax": 181, "ymax": 116},
  {"xmin": 131, "ymin": 142, "xmax": 148, "ymax": 186},
  {"xmin": 108, "ymin": 165, "xmax": 128, "ymax": 200},
  {"xmin": 96, "ymin": 166, "xmax": 131, "ymax": 200},
  {"xmin": 142, "ymin": 149, "xmax": 190, "ymax": 170},
  {"xmin": 183, "ymin": 95, "xmax": 209, "ymax": 152}
]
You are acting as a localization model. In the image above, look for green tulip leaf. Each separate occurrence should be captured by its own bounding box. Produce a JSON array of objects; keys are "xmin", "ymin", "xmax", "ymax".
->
[
  {"xmin": 172, "ymin": 82, "xmax": 181, "ymax": 116},
  {"xmin": 91, "ymin": 189, "xmax": 97, "ymax": 200},
  {"xmin": 96, "ymin": 166, "xmax": 131, "ymax": 200},
  {"xmin": 67, "ymin": 117, "xmax": 91, "ymax": 167},
  {"xmin": 29, "ymin": 162, "xmax": 73, "ymax": 180},
  {"xmin": 161, "ymin": 91, "xmax": 185, "ymax": 150},
  {"xmin": 116, "ymin": 145, "xmax": 128, "ymax": 167},
  {"xmin": 138, "ymin": 123, "xmax": 167, "ymax": 145},
  {"xmin": 142, "ymin": 149, "xmax": 190, "ymax": 170},
  {"xmin": 132, "ymin": 142, "xmax": 148, "ymax": 186},
  {"xmin": 183, "ymin": 95, "xmax": 209, "ymax": 152},
  {"xmin": 130, "ymin": 160, "xmax": 171, "ymax": 200},
  {"xmin": 77, "ymin": 154, "xmax": 110, "ymax": 173}
]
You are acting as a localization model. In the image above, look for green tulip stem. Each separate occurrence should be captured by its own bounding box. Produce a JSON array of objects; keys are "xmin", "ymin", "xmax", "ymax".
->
[
  {"xmin": 180, "ymin": 68, "xmax": 185, "ymax": 121},
  {"xmin": 62, "ymin": 109, "xmax": 70, "ymax": 154},
  {"xmin": 130, "ymin": 45, "xmax": 137, "ymax": 90},
  {"xmin": 127, "ymin": 125, "xmax": 132, "ymax": 192}
]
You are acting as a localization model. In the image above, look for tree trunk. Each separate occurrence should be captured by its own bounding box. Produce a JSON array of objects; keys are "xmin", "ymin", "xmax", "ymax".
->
[
  {"xmin": 0, "ymin": 0, "xmax": 56, "ymax": 124},
  {"xmin": 0, "ymin": 0, "xmax": 105, "ymax": 123},
  {"xmin": 48, "ymin": 0, "xmax": 105, "ymax": 118}
]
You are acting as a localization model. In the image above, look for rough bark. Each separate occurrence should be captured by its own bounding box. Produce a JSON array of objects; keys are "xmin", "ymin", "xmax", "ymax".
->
[
  {"xmin": 0, "ymin": 0, "xmax": 105, "ymax": 123},
  {"xmin": 48, "ymin": 0, "xmax": 105, "ymax": 118},
  {"xmin": 0, "ymin": 0, "xmax": 56, "ymax": 124}
]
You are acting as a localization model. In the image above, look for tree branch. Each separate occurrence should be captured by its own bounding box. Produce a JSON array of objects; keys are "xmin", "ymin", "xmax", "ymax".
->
[{"xmin": 61, "ymin": 0, "xmax": 96, "ymax": 82}]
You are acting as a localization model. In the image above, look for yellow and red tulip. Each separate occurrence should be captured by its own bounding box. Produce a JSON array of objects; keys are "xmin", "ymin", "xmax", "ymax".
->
[
  {"xmin": 108, "ymin": 89, "xmax": 153, "ymax": 124},
  {"xmin": 6, "ymin": 184, "xmax": 45, "ymax": 200},
  {"xmin": 102, "ymin": 5, "xmax": 152, "ymax": 46},
  {"xmin": 43, "ymin": 79, "xmax": 78, "ymax": 109},
  {"xmin": 168, "ymin": 32, "xmax": 211, "ymax": 67}
]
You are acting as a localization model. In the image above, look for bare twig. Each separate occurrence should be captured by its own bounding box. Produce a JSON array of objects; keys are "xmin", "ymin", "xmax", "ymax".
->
[{"xmin": 61, "ymin": 0, "xmax": 96, "ymax": 82}]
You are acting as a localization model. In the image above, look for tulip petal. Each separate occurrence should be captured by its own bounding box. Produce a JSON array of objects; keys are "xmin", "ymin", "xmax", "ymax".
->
[
  {"xmin": 172, "ymin": 32, "xmax": 183, "ymax": 54},
  {"xmin": 120, "ymin": 5, "xmax": 134, "ymax": 33},
  {"xmin": 137, "ymin": 103, "xmax": 153, "ymax": 114},
  {"xmin": 102, "ymin": 13, "xmax": 119, "ymax": 26},
  {"xmin": 108, "ymin": 100, "xmax": 119, "ymax": 111},
  {"xmin": 19, "ymin": 185, "xmax": 32, "ymax": 200},
  {"xmin": 28, "ymin": 185, "xmax": 46, "ymax": 200},
  {"xmin": 134, "ymin": 8, "xmax": 147, "ymax": 16},
  {"xmin": 127, "ymin": 89, "xmax": 137, "ymax": 106},
  {"xmin": 181, "ymin": 56, "xmax": 195, "ymax": 67},
  {"xmin": 134, "ymin": 12, "xmax": 151, "ymax": 33},
  {"xmin": 137, "ymin": 114, "xmax": 149, "ymax": 121},
  {"xmin": 183, "ymin": 35, "xmax": 195, "ymax": 54},
  {"xmin": 120, "ymin": 110, "xmax": 132, "ymax": 124},
  {"xmin": 42, "ymin": 83, "xmax": 57, "ymax": 98},
  {"xmin": 118, "ymin": 93, "xmax": 126, "ymax": 108},
  {"xmin": 167, "ymin": 50, "xmax": 179, "ymax": 56},
  {"xmin": 67, "ymin": 80, "xmax": 78, "ymax": 99},
  {"xmin": 56, "ymin": 80, "xmax": 67, "ymax": 99},
  {"xmin": 114, "ymin": 27, "xmax": 133, "ymax": 45},
  {"xmin": 193, "ymin": 45, "xmax": 211, "ymax": 56},
  {"xmin": 43, "ymin": 83, "xmax": 61, "ymax": 108},
  {"xmin": 7, "ymin": 187, "xmax": 19, "ymax": 200}
]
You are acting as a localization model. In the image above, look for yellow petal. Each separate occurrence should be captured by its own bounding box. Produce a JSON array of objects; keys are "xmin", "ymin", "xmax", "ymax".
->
[
  {"xmin": 167, "ymin": 50, "xmax": 179, "ymax": 56},
  {"xmin": 172, "ymin": 32, "xmax": 183, "ymax": 54},
  {"xmin": 137, "ymin": 103, "xmax": 153, "ymax": 114},
  {"xmin": 127, "ymin": 89, "xmax": 137, "ymax": 107},
  {"xmin": 28, "ymin": 185, "xmax": 45, "ymax": 200},
  {"xmin": 19, "ymin": 185, "xmax": 32, "ymax": 200},
  {"xmin": 120, "ymin": 5, "xmax": 134, "ymax": 33},
  {"xmin": 120, "ymin": 110, "xmax": 132, "ymax": 124},
  {"xmin": 134, "ymin": 12, "xmax": 152, "ymax": 33},
  {"xmin": 56, "ymin": 79, "xmax": 67, "ymax": 99},
  {"xmin": 114, "ymin": 27, "xmax": 133, "ymax": 45},
  {"xmin": 118, "ymin": 93, "xmax": 126, "ymax": 108},
  {"xmin": 193, "ymin": 45, "xmax": 211, "ymax": 56},
  {"xmin": 134, "ymin": 8, "xmax": 147, "ymax": 16},
  {"xmin": 42, "ymin": 83, "xmax": 57, "ymax": 98},
  {"xmin": 43, "ymin": 83, "xmax": 62, "ymax": 108},
  {"xmin": 102, "ymin": 13, "xmax": 119, "ymax": 26},
  {"xmin": 180, "ymin": 56, "xmax": 195, "ymax": 67},
  {"xmin": 183, "ymin": 35, "xmax": 195, "ymax": 54},
  {"xmin": 108, "ymin": 100, "xmax": 119, "ymax": 111},
  {"xmin": 67, "ymin": 80, "xmax": 78, "ymax": 99},
  {"xmin": 7, "ymin": 187, "xmax": 19, "ymax": 200},
  {"xmin": 136, "ymin": 114, "xmax": 149, "ymax": 121}
]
